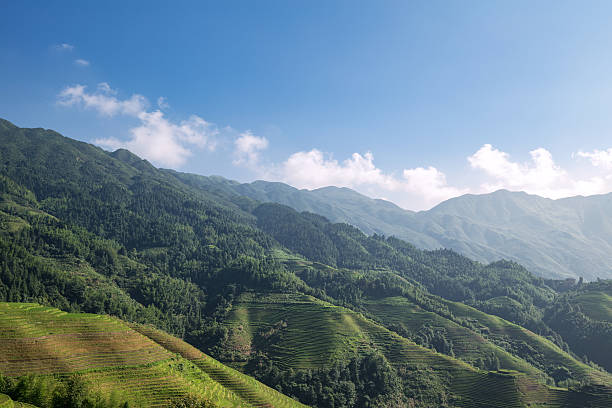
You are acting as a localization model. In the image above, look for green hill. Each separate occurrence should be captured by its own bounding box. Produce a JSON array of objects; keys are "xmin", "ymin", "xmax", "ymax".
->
[
  {"xmin": 218, "ymin": 292, "xmax": 611, "ymax": 407},
  {"xmin": 273, "ymin": 251, "xmax": 611, "ymax": 385},
  {"xmin": 0, "ymin": 302, "xmax": 306, "ymax": 408},
  {"xmin": 1, "ymin": 119, "xmax": 611, "ymax": 407},
  {"xmin": 362, "ymin": 296, "xmax": 543, "ymax": 376},
  {"xmin": 544, "ymin": 281, "xmax": 612, "ymax": 372},
  {"xmin": 173, "ymin": 173, "xmax": 612, "ymax": 280}
]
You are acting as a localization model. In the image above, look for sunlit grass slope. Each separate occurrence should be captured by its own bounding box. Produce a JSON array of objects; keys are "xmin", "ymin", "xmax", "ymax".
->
[
  {"xmin": 0, "ymin": 303, "xmax": 306, "ymax": 408},
  {"xmin": 548, "ymin": 284, "xmax": 612, "ymax": 372},
  {"xmin": 132, "ymin": 323, "xmax": 306, "ymax": 408},
  {"xmin": 0, "ymin": 393, "xmax": 38, "ymax": 407},
  {"xmin": 574, "ymin": 290, "xmax": 612, "ymax": 323},
  {"xmin": 223, "ymin": 292, "xmax": 611, "ymax": 407}
]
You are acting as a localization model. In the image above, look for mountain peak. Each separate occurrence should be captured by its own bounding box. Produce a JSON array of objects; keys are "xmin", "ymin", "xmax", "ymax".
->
[{"xmin": 0, "ymin": 118, "xmax": 18, "ymax": 131}]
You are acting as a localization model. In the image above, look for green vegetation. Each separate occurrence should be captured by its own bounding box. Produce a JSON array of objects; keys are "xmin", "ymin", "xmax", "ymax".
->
[
  {"xmin": 0, "ymin": 302, "xmax": 305, "ymax": 408},
  {"xmin": 218, "ymin": 292, "xmax": 611, "ymax": 407},
  {"xmin": 0, "ymin": 393, "xmax": 39, "ymax": 407},
  {"xmin": 178, "ymin": 173, "xmax": 612, "ymax": 281},
  {"xmin": 544, "ymin": 280, "xmax": 612, "ymax": 372},
  {"xmin": 1, "ymin": 119, "xmax": 611, "ymax": 407}
]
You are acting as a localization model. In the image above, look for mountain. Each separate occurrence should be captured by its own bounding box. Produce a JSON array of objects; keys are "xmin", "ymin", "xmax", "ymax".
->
[
  {"xmin": 1, "ymin": 119, "xmax": 611, "ymax": 407},
  {"xmin": 411, "ymin": 190, "xmax": 612, "ymax": 281},
  {"xmin": 170, "ymin": 173, "xmax": 612, "ymax": 280}
]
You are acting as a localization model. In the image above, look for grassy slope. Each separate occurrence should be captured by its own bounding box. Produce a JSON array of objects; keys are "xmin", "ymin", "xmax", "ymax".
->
[
  {"xmin": 362, "ymin": 297, "xmax": 542, "ymax": 377},
  {"xmin": 574, "ymin": 291, "xmax": 612, "ymax": 323},
  {"xmin": 222, "ymin": 292, "xmax": 612, "ymax": 407},
  {"xmin": 0, "ymin": 303, "xmax": 306, "ymax": 408},
  {"xmin": 0, "ymin": 394, "xmax": 38, "ymax": 407},
  {"xmin": 274, "ymin": 250, "xmax": 610, "ymax": 387},
  {"xmin": 441, "ymin": 299, "xmax": 612, "ymax": 386}
]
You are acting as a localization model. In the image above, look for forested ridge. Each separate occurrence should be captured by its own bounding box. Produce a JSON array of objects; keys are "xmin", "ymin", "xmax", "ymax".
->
[
  {"xmin": 171, "ymin": 171, "xmax": 612, "ymax": 281},
  {"xmin": 1, "ymin": 119, "xmax": 611, "ymax": 407}
]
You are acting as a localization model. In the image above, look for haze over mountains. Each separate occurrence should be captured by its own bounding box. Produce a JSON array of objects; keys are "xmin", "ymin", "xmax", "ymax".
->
[{"xmin": 171, "ymin": 173, "xmax": 612, "ymax": 281}]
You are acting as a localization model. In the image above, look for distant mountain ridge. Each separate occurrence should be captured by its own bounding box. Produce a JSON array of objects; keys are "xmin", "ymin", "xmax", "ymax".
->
[{"xmin": 170, "ymin": 172, "xmax": 612, "ymax": 280}]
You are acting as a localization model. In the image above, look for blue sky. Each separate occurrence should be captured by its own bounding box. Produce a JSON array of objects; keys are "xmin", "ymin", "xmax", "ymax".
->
[{"xmin": 2, "ymin": 1, "xmax": 612, "ymax": 209}]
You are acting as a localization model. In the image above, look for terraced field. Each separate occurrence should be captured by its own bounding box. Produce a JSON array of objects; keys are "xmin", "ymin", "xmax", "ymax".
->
[
  {"xmin": 133, "ymin": 324, "xmax": 307, "ymax": 408},
  {"xmin": 0, "ymin": 303, "xmax": 306, "ymax": 408},
  {"xmin": 224, "ymin": 292, "xmax": 612, "ymax": 408},
  {"xmin": 225, "ymin": 293, "xmax": 368, "ymax": 369},
  {"xmin": 363, "ymin": 297, "xmax": 543, "ymax": 377},
  {"xmin": 573, "ymin": 291, "xmax": 612, "ymax": 322},
  {"xmin": 440, "ymin": 299, "xmax": 612, "ymax": 386}
]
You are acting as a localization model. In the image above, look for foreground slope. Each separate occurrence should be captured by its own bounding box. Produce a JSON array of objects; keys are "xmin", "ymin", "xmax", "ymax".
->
[
  {"xmin": 0, "ymin": 303, "xmax": 306, "ymax": 408},
  {"xmin": 0, "ymin": 394, "xmax": 37, "ymax": 407}
]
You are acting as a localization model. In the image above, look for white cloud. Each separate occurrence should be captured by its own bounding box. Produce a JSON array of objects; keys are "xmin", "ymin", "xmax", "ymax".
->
[
  {"xmin": 468, "ymin": 144, "xmax": 611, "ymax": 198},
  {"xmin": 157, "ymin": 97, "xmax": 170, "ymax": 110},
  {"xmin": 233, "ymin": 132, "xmax": 269, "ymax": 166},
  {"xmin": 576, "ymin": 148, "xmax": 612, "ymax": 170},
  {"xmin": 97, "ymin": 82, "xmax": 117, "ymax": 95},
  {"xmin": 238, "ymin": 143, "xmax": 612, "ymax": 210},
  {"xmin": 96, "ymin": 112, "xmax": 215, "ymax": 167},
  {"xmin": 58, "ymin": 83, "xmax": 216, "ymax": 167},
  {"xmin": 274, "ymin": 150, "xmax": 465, "ymax": 210},
  {"xmin": 402, "ymin": 166, "xmax": 467, "ymax": 207},
  {"xmin": 281, "ymin": 150, "xmax": 395, "ymax": 190},
  {"xmin": 57, "ymin": 81, "xmax": 612, "ymax": 209},
  {"xmin": 54, "ymin": 43, "xmax": 74, "ymax": 51},
  {"xmin": 58, "ymin": 84, "xmax": 147, "ymax": 116},
  {"xmin": 75, "ymin": 59, "xmax": 90, "ymax": 67},
  {"xmin": 468, "ymin": 144, "xmax": 565, "ymax": 191}
]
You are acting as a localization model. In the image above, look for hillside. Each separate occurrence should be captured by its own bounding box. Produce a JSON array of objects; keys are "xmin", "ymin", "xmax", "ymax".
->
[
  {"xmin": 218, "ymin": 292, "xmax": 612, "ymax": 408},
  {"xmin": 544, "ymin": 281, "xmax": 612, "ymax": 372},
  {"xmin": 0, "ymin": 302, "xmax": 306, "ymax": 408},
  {"xmin": 1, "ymin": 119, "xmax": 611, "ymax": 407},
  {"xmin": 172, "ymin": 173, "xmax": 612, "ymax": 280},
  {"xmin": 0, "ymin": 394, "xmax": 37, "ymax": 407}
]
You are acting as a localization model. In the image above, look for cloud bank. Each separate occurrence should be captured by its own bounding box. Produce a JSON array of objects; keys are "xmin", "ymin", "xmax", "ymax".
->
[
  {"xmin": 228, "ymin": 146, "xmax": 467, "ymax": 210},
  {"xmin": 58, "ymin": 82, "xmax": 612, "ymax": 210},
  {"xmin": 233, "ymin": 144, "xmax": 612, "ymax": 210},
  {"xmin": 468, "ymin": 144, "xmax": 611, "ymax": 199},
  {"xmin": 233, "ymin": 132, "xmax": 269, "ymax": 167},
  {"xmin": 58, "ymin": 83, "xmax": 217, "ymax": 166},
  {"xmin": 576, "ymin": 148, "xmax": 612, "ymax": 170},
  {"xmin": 275, "ymin": 151, "xmax": 466, "ymax": 210}
]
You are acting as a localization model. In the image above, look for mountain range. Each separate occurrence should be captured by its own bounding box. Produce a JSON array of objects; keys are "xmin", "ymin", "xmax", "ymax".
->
[
  {"xmin": 1, "ymin": 118, "xmax": 611, "ymax": 407},
  {"xmin": 170, "ymin": 173, "xmax": 612, "ymax": 280}
]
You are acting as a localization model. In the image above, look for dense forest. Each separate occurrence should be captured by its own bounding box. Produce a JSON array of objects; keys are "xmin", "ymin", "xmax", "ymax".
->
[{"xmin": 1, "ymin": 119, "xmax": 611, "ymax": 407}]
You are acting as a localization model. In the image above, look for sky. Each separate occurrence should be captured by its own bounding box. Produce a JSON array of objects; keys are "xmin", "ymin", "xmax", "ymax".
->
[{"xmin": 2, "ymin": 1, "xmax": 612, "ymax": 210}]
